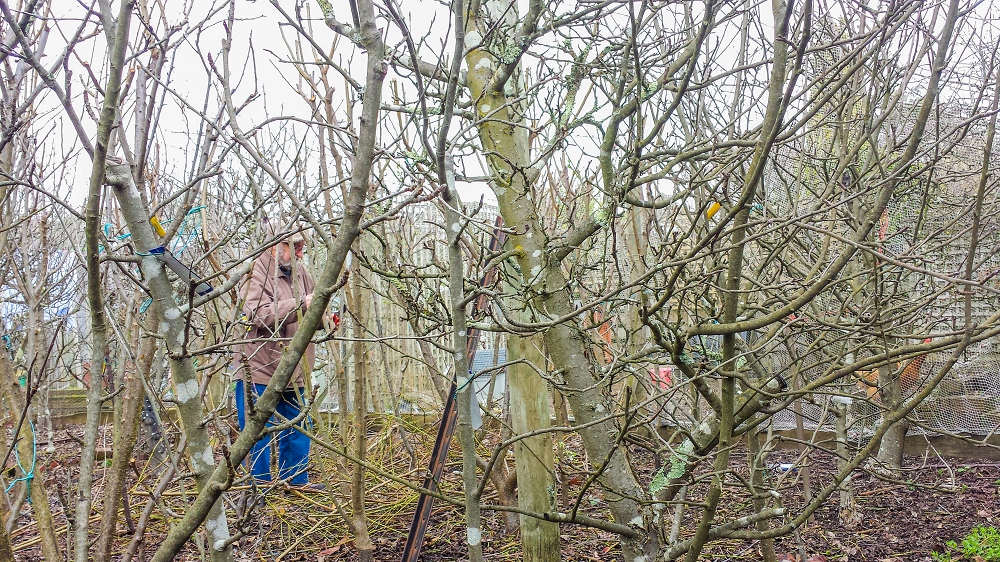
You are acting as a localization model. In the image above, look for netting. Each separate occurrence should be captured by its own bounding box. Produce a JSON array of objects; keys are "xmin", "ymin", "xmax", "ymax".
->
[
  {"xmin": 761, "ymin": 336, "xmax": 1000, "ymax": 438},
  {"xmin": 735, "ymin": 158, "xmax": 1000, "ymax": 438}
]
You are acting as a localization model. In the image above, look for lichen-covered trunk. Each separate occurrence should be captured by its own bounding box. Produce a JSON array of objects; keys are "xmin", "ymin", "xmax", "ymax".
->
[
  {"xmin": 0, "ymin": 507, "xmax": 11, "ymax": 562},
  {"xmin": 0, "ymin": 355, "xmax": 60, "ymax": 562},
  {"xmin": 463, "ymin": 4, "xmax": 652, "ymax": 559},
  {"xmin": 507, "ymin": 331, "xmax": 559, "ymax": 561}
]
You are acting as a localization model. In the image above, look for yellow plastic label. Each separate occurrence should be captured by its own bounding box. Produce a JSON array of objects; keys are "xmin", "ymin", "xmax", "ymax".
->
[
  {"xmin": 706, "ymin": 201, "xmax": 721, "ymax": 220},
  {"xmin": 150, "ymin": 216, "xmax": 166, "ymax": 237}
]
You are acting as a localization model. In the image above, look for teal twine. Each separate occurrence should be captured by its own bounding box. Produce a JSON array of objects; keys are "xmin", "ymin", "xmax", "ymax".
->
[
  {"xmin": 98, "ymin": 223, "xmax": 133, "ymax": 254},
  {"xmin": 139, "ymin": 297, "xmax": 153, "ymax": 314},
  {"xmin": 103, "ymin": 223, "xmax": 133, "ymax": 241},
  {"xmin": 150, "ymin": 204, "xmax": 204, "ymax": 228},
  {"xmin": 454, "ymin": 370, "xmax": 481, "ymax": 396},
  {"xmin": 4, "ymin": 420, "xmax": 37, "ymax": 502},
  {"xmin": 97, "ymin": 205, "xmax": 208, "ymax": 256},
  {"xmin": 101, "ymin": 205, "xmax": 207, "ymax": 256},
  {"xmin": 169, "ymin": 205, "xmax": 206, "ymax": 257}
]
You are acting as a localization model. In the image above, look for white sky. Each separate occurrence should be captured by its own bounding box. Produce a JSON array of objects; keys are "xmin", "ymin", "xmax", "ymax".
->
[
  {"xmin": 26, "ymin": 0, "xmax": 999, "ymax": 214},
  {"xmin": 36, "ymin": 0, "xmax": 498, "ymax": 208}
]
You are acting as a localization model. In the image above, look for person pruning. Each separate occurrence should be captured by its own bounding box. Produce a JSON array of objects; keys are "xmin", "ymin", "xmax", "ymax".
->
[{"xmin": 234, "ymin": 221, "xmax": 336, "ymax": 490}]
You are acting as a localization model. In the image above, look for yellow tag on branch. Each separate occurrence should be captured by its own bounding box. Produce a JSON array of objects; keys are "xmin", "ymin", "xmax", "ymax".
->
[
  {"xmin": 150, "ymin": 216, "xmax": 166, "ymax": 237},
  {"xmin": 706, "ymin": 202, "xmax": 721, "ymax": 220}
]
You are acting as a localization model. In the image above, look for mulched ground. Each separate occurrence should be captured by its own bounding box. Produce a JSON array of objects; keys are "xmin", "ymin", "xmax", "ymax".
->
[
  {"xmin": 6, "ymin": 422, "xmax": 999, "ymax": 561},
  {"xmin": 764, "ymin": 449, "xmax": 1000, "ymax": 562}
]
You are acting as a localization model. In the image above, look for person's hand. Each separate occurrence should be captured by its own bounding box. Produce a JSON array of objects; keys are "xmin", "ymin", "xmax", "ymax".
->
[{"xmin": 302, "ymin": 293, "xmax": 313, "ymax": 310}]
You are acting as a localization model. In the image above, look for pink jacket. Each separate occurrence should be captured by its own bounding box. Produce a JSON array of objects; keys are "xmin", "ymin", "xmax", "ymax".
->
[{"xmin": 235, "ymin": 251, "xmax": 315, "ymax": 388}]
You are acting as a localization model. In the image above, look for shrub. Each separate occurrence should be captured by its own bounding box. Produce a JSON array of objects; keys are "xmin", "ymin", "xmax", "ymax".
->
[{"xmin": 933, "ymin": 526, "xmax": 1000, "ymax": 562}]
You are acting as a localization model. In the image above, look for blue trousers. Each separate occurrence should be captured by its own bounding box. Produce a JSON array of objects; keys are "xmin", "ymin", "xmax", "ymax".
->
[{"xmin": 235, "ymin": 380, "xmax": 312, "ymax": 485}]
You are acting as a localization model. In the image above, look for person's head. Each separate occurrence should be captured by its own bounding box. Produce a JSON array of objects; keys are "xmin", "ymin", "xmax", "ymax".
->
[
  {"xmin": 276, "ymin": 235, "xmax": 305, "ymax": 267},
  {"xmin": 264, "ymin": 220, "xmax": 307, "ymax": 267}
]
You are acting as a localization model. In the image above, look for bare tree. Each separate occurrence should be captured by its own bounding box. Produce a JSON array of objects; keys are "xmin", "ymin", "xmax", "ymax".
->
[{"xmin": 1, "ymin": 0, "xmax": 998, "ymax": 561}]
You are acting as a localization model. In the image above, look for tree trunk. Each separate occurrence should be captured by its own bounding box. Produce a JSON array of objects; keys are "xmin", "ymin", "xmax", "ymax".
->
[
  {"xmin": 875, "ymin": 364, "xmax": 907, "ymax": 475},
  {"xmin": 747, "ymin": 424, "xmax": 777, "ymax": 562},
  {"xmin": 75, "ymin": 3, "xmax": 134, "ymax": 560},
  {"xmin": 106, "ymin": 163, "xmax": 234, "ymax": 562},
  {"xmin": 507, "ymin": 333, "xmax": 559, "ymax": 561},
  {"xmin": 346, "ymin": 267, "xmax": 374, "ymax": 562},
  {"xmin": 442, "ymin": 155, "xmax": 486, "ymax": 562},
  {"xmin": 833, "ymin": 399, "xmax": 859, "ymax": 527},
  {"xmin": 0, "ymin": 152, "xmax": 13, "ymax": 562},
  {"xmin": 0, "ymin": 356, "xmax": 60, "ymax": 562},
  {"xmin": 0, "ymin": 494, "xmax": 12, "ymax": 562},
  {"xmin": 686, "ymin": 1, "xmax": 793, "ymax": 556},
  {"xmin": 95, "ymin": 308, "xmax": 158, "ymax": 562},
  {"xmin": 463, "ymin": 3, "xmax": 653, "ymax": 556},
  {"xmin": 792, "ymin": 373, "xmax": 813, "ymax": 505}
]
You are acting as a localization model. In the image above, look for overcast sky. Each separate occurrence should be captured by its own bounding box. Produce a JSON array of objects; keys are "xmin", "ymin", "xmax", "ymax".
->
[{"xmin": 36, "ymin": 0, "xmax": 499, "ymax": 208}]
